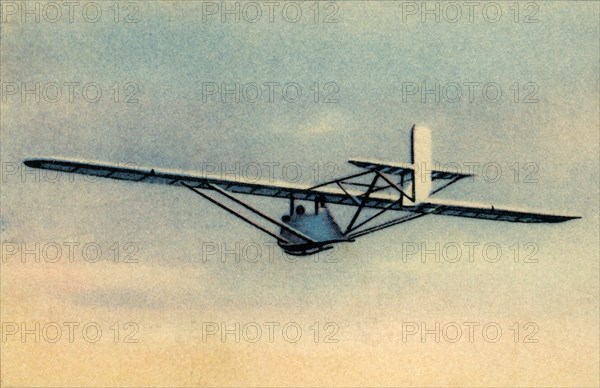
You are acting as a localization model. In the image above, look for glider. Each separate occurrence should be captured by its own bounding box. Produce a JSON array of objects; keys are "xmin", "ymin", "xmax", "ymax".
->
[{"xmin": 24, "ymin": 125, "xmax": 579, "ymax": 256}]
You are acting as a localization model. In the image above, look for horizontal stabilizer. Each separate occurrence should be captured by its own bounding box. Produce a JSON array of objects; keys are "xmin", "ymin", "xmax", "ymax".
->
[{"xmin": 348, "ymin": 159, "xmax": 473, "ymax": 183}]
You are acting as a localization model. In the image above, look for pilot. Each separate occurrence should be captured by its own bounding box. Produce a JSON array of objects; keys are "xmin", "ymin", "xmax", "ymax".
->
[
  {"xmin": 318, "ymin": 195, "xmax": 326, "ymax": 208},
  {"xmin": 316, "ymin": 195, "xmax": 327, "ymax": 214},
  {"xmin": 282, "ymin": 204, "xmax": 306, "ymax": 223}
]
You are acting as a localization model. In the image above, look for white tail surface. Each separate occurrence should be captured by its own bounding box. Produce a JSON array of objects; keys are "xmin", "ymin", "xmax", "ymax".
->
[{"xmin": 410, "ymin": 125, "xmax": 432, "ymax": 203}]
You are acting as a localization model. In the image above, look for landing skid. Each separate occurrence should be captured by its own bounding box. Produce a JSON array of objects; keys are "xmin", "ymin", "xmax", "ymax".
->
[{"xmin": 277, "ymin": 239, "xmax": 354, "ymax": 257}]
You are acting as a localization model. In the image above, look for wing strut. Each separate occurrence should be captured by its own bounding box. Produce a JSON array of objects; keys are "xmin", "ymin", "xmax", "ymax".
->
[
  {"xmin": 374, "ymin": 170, "xmax": 414, "ymax": 202},
  {"xmin": 183, "ymin": 182, "xmax": 316, "ymax": 244},
  {"xmin": 307, "ymin": 170, "xmax": 373, "ymax": 190},
  {"xmin": 347, "ymin": 213, "xmax": 427, "ymax": 240},
  {"xmin": 344, "ymin": 199, "xmax": 400, "ymax": 235},
  {"xmin": 344, "ymin": 174, "xmax": 380, "ymax": 234},
  {"xmin": 184, "ymin": 184, "xmax": 289, "ymax": 244}
]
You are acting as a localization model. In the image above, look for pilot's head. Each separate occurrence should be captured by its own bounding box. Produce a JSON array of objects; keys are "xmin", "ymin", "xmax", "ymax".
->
[{"xmin": 296, "ymin": 205, "xmax": 305, "ymax": 215}]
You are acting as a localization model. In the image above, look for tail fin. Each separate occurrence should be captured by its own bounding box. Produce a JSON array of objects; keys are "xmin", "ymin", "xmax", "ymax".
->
[{"xmin": 410, "ymin": 124, "xmax": 432, "ymax": 202}]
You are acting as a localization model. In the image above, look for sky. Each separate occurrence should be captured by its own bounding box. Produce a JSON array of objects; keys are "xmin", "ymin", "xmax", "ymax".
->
[{"xmin": 1, "ymin": 1, "xmax": 599, "ymax": 386}]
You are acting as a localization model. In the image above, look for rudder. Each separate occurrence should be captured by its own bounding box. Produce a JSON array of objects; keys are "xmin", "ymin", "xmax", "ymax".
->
[{"xmin": 410, "ymin": 124, "xmax": 432, "ymax": 202}]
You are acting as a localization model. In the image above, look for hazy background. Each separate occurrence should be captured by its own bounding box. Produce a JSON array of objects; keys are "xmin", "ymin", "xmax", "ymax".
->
[{"xmin": 1, "ymin": 1, "xmax": 598, "ymax": 386}]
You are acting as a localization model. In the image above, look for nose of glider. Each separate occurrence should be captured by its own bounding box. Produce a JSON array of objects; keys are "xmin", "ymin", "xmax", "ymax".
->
[{"xmin": 23, "ymin": 159, "xmax": 44, "ymax": 168}]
